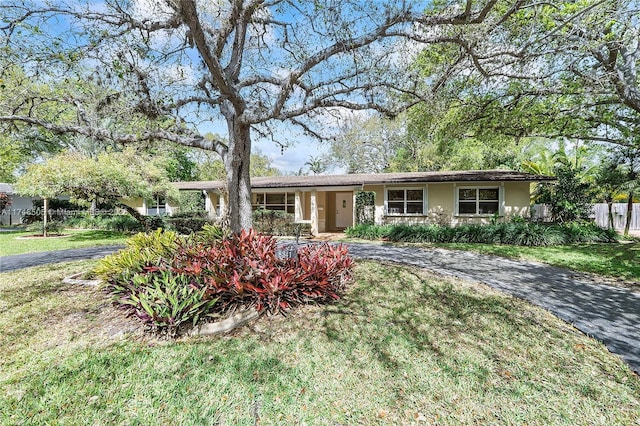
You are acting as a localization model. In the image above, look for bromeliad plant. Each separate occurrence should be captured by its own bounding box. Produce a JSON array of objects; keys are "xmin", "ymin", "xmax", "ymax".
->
[{"xmin": 99, "ymin": 228, "xmax": 353, "ymax": 335}]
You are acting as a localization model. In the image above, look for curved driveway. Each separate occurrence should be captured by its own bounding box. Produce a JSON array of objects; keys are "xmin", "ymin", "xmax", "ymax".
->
[{"xmin": 1, "ymin": 242, "xmax": 639, "ymax": 374}]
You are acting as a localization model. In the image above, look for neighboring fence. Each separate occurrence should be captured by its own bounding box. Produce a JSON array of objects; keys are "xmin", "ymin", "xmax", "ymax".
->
[
  {"xmin": 593, "ymin": 203, "xmax": 640, "ymax": 230},
  {"xmin": 532, "ymin": 203, "xmax": 640, "ymax": 230}
]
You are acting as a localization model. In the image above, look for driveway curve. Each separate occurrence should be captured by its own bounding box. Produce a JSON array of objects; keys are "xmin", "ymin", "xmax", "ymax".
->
[
  {"xmin": 0, "ymin": 245, "xmax": 124, "ymax": 273},
  {"xmin": 1, "ymin": 242, "xmax": 638, "ymax": 374}
]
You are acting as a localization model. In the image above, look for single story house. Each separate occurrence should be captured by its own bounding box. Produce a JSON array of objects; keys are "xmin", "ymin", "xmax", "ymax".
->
[{"xmin": 173, "ymin": 170, "xmax": 554, "ymax": 235}]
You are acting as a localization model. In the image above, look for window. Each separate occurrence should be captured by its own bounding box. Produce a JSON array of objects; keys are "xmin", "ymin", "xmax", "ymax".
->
[
  {"xmin": 147, "ymin": 196, "xmax": 166, "ymax": 216},
  {"xmin": 386, "ymin": 188, "xmax": 425, "ymax": 215},
  {"xmin": 252, "ymin": 192, "xmax": 295, "ymax": 214},
  {"xmin": 457, "ymin": 187, "xmax": 500, "ymax": 215}
]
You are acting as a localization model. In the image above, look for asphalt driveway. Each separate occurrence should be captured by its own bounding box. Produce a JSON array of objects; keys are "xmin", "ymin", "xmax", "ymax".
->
[{"xmin": 1, "ymin": 242, "xmax": 638, "ymax": 374}]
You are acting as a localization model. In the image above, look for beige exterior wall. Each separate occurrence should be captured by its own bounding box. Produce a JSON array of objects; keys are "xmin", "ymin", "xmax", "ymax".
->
[
  {"xmin": 363, "ymin": 181, "xmax": 532, "ymax": 227},
  {"xmin": 120, "ymin": 198, "xmax": 146, "ymax": 215},
  {"xmin": 502, "ymin": 182, "xmax": 532, "ymax": 220},
  {"xmin": 304, "ymin": 192, "xmax": 311, "ymax": 221},
  {"xmin": 173, "ymin": 180, "xmax": 532, "ymax": 233},
  {"xmin": 316, "ymin": 191, "xmax": 327, "ymax": 232}
]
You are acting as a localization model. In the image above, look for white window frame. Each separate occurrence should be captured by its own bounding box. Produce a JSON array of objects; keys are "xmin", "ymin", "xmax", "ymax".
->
[
  {"xmin": 146, "ymin": 196, "xmax": 166, "ymax": 216},
  {"xmin": 454, "ymin": 186, "xmax": 504, "ymax": 216},
  {"xmin": 384, "ymin": 187, "xmax": 427, "ymax": 216}
]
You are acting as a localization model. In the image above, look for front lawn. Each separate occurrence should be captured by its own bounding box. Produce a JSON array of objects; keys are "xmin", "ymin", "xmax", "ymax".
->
[
  {"xmin": 1, "ymin": 260, "xmax": 638, "ymax": 425},
  {"xmin": 434, "ymin": 242, "xmax": 640, "ymax": 287},
  {"xmin": 0, "ymin": 229, "xmax": 130, "ymax": 256}
]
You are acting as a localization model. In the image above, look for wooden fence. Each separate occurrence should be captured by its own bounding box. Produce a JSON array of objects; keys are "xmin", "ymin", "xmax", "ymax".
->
[{"xmin": 532, "ymin": 203, "xmax": 640, "ymax": 230}]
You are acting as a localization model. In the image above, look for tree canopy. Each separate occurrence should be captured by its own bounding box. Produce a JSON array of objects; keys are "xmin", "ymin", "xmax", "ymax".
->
[
  {"xmin": 0, "ymin": 0, "xmax": 544, "ymax": 231},
  {"xmin": 15, "ymin": 149, "xmax": 178, "ymax": 209}
]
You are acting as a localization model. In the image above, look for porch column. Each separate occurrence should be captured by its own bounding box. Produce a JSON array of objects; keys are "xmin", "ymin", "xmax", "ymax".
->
[
  {"xmin": 219, "ymin": 192, "xmax": 227, "ymax": 219},
  {"xmin": 294, "ymin": 191, "xmax": 303, "ymax": 222},
  {"xmin": 204, "ymin": 190, "xmax": 215, "ymax": 218},
  {"xmin": 352, "ymin": 192, "xmax": 357, "ymax": 226},
  {"xmin": 310, "ymin": 190, "xmax": 318, "ymax": 236}
]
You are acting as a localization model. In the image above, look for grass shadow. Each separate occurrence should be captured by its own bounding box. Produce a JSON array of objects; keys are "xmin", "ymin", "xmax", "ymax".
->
[{"xmin": 66, "ymin": 230, "xmax": 130, "ymax": 242}]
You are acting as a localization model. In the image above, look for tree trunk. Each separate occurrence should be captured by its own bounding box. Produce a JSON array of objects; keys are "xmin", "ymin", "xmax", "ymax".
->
[
  {"xmin": 119, "ymin": 203, "xmax": 147, "ymax": 226},
  {"xmin": 607, "ymin": 200, "xmax": 614, "ymax": 229},
  {"xmin": 223, "ymin": 116, "xmax": 253, "ymax": 233},
  {"xmin": 43, "ymin": 197, "xmax": 48, "ymax": 238},
  {"xmin": 624, "ymin": 192, "xmax": 633, "ymax": 236}
]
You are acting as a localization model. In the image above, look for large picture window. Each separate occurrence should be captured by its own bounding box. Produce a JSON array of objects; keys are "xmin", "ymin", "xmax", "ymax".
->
[
  {"xmin": 252, "ymin": 192, "xmax": 295, "ymax": 214},
  {"xmin": 386, "ymin": 188, "xmax": 425, "ymax": 215},
  {"xmin": 457, "ymin": 187, "xmax": 500, "ymax": 215}
]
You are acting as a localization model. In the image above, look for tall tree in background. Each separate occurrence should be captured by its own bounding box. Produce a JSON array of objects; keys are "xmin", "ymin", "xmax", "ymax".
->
[
  {"xmin": 325, "ymin": 115, "xmax": 408, "ymax": 173},
  {"xmin": 0, "ymin": 0, "xmax": 539, "ymax": 231},
  {"xmin": 416, "ymin": 0, "xmax": 640, "ymax": 150}
]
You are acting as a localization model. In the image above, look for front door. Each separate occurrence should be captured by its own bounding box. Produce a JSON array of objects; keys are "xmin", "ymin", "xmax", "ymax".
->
[{"xmin": 335, "ymin": 192, "xmax": 353, "ymax": 229}]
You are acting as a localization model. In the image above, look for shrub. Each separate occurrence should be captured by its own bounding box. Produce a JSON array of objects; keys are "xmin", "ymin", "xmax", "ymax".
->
[
  {"xmin": 170, "ymin": 230, "xmax": 352, "ymax": 314},
  {"xmin": 102, "ymin": 229, "xmax": 353, "ymax": 335},
  {"xmin": 0, "ymin": 192, "xmax": 11, "ymax": 211},
  {"xmin": 345, "ymin": 222, "xmax": 618, "ymax": 246},
  {"xmin": 117, "ymin": 270, "xmax": 218, "ymax": 336},
  {"xmin": 144, "ymin": 215, "xmax": 166, "ymax": 231},
  {"xmin": 252, "ymin": 209, "xmax": 312, "ymax": 237},
  {"xmin": 94, "ymin": 229, "xmax": 181, "ymax": 283},
  {"xmin": 165, "ymin": 215, "xmax": 211, "ymax": 234},
  {"xmin": 192, "ymin": 223, "xmax": 227, "ymax": 244},
  {"xmin": 25, "ymin": 221, "xmax": 65, "ymax": 235},
  {"xmin": 66, "ymin": 214, "xmax": 143, "ymax": 232},
  {"xmin": 345, "ymin": 224, "xmax": 392, "ymax": 240}
]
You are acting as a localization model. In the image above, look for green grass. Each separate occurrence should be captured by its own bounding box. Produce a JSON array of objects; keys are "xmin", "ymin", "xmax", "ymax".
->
[
  {"xmin": 1, "ymin": 260, "xmax": 638, "ymax": 425},
  {"xmin": 433, "ymin": 242, "xmax": 640, "ymax": 286},
  {"xmin": 0, "ymin": 229, "xmax": 130, "ymax": 256}
]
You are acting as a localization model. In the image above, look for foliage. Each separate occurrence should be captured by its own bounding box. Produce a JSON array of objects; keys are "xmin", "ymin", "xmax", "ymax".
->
[
  {"xmin": 94, "ymin": 229, "xmax": 181, "ymax": 283},
  {"xmin": 25, "ymin": 221, "xmax": 65, "ymax": 235},
  {"xmin": 15, "ymin": 149, "xmax": 178, "ymax": 213},
  {"xmin": 324, "ymin": 115, "xmax": 407, "ymax": 173},
  {"xmin": 0, "ymin": 192, "xmax": 11, "ymax": 211},
  {"xmin": 346, "ymin": 222, "xmax": 617, "ymax": 247},
  {"xmin": 345, "ymin": 223, "xmax": 393, "ymax": 240},
  {"xmin": 191, "ymin": 224, "xmax": 227, "ymax": 245},
  {"xmin": 354, "ymin": 191, "xmax": 375, "ymax": 226},
  {"xmin": 196, "ymin": 149, "xmax": 282, "ymax": 180},
  {"xmin": 536, "ymin": 162, "xmax": 594, "ymax": 223},
  {"xmin": 165, "ymin": 212, "xmax": 212, "ymax": 234},
  {"xmin": 115, "ymin": 270, "xmax": 218, "ymax": 336},
  {"xmin": 65, "ymin": 214, "xmax": 143, "ymax": 233},
  {"xmin": 177, "ymin": 191, "xmax": 205, "ymax": 213},
  {"xmin": 20, "ymin": 198, "xmax": 85, "ymax": 224},
  {"xmin": 101, "ymin": 229, "xmax": 353, "ymax": 334},
  {"xmin": 252, "ymin": 209, "xmax": 311, "ymax": 237}
]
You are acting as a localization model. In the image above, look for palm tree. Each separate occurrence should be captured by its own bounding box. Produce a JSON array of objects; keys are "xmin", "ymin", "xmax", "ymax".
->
[{"xmin": 304, "ymin": 156, "xmax": 328, "ymax": 175}]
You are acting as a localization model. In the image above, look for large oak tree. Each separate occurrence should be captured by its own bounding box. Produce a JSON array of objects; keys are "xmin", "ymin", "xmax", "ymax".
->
[{"xmin": 1, "ymin": 0, "xmax": 532, "ymax": 231}]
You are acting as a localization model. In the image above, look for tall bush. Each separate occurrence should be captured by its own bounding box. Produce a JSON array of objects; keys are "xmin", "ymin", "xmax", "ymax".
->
[{"xmin": 536, "ymin": 163, "xmax": 594, "ymax": 223}]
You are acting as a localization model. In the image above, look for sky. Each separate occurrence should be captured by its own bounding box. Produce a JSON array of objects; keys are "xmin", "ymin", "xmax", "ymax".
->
[
  {"xmin": 200, "ymin": 120, "xmax": 331, "ymax": 175},
  {"xmin": 5, "ymin": 0, "xmax": 417, "ymax": 175}
]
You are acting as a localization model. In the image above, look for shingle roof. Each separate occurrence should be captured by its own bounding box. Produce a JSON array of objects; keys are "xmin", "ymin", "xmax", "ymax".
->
[{"xmin": 174, "ymin": 170, "xmax": 554, "ymax": 191}]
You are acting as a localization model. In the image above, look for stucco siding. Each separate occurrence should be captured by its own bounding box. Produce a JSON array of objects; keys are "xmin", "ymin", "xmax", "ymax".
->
[
  {"xmin": 362, "ymin": 181, "xmax": 532, "ymax": 227},
  {"xmin": 502, "ymin": 182, "xmax": 532, "ymax": 220},
  {"xmin": 120, "ymin": 198, "xmax": 146, "ymax": 215}
]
